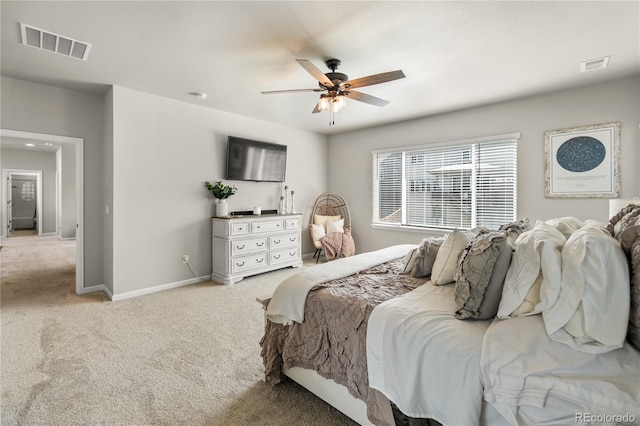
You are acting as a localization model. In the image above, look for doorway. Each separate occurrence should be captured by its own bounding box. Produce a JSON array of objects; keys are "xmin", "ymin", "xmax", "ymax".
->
[
  {"xmin": 0, "ymin": 129, "xmax": 84, "ymax": 293},
  {"xmin": 4, "ymin": 170, "xmax": 43, "ymax": 237}
]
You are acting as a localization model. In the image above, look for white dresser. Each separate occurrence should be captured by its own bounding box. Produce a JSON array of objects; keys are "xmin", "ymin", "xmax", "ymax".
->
[{"xmin": 211, "ymin": 214, "xmax": 303, "ymax": 285}]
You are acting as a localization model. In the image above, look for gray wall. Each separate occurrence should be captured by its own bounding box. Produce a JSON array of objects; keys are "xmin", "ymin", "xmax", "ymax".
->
[
  {"xmin": 1, "ymin": 148, "xmax": 56, "ymax": 234},
  {"xmin": 328, "ymin": 76, "xmax": 640, "ymax": 253},
  {"xmin": 1, "ymin": 76, "xmax": 104, "ymax": 287},
  {"xmin": 108, "ymin": 86, "xmax": 328, "ymax": 296}
]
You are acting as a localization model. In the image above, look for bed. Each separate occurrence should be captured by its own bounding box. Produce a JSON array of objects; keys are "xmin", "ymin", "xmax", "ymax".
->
[{"xmin": 259, "ymin": 211, "xmax": 640, "ymax": 426}]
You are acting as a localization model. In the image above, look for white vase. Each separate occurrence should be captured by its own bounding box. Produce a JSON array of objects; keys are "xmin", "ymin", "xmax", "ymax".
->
[{"xmin": 216, "ymin": 198, "xmax": 229, "ymax": 217}]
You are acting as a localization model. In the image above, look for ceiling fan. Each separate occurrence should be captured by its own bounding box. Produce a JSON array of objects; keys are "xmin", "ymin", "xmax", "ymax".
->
[{"xmin": 261, "ymin": 59, "xmax": 405, "ymax": 124}]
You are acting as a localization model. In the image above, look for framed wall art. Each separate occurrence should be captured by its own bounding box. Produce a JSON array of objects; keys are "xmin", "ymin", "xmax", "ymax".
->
[{"xmin": 544, "ymin": 122, "xmax": 621, "ymax": 198}]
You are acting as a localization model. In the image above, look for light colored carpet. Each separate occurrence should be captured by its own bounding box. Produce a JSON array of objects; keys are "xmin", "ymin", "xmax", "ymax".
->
[{"xmin": 1, "ymin": 236, "xmax": 357, "ymax": 426}]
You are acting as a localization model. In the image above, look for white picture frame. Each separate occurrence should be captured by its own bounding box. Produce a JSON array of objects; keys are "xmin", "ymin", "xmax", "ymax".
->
[{"xmin": 544, "ymin": 122, "xmax": 621, "ymax": 198}]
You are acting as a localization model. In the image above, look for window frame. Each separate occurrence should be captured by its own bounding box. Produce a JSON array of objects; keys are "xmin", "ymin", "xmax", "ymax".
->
[{"xmin": 371, "ymin": 132, "xmax": 520, "ymax": 232}]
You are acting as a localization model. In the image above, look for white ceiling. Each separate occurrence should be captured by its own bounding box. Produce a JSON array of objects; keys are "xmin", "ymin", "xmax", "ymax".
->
[{"xmin": 1, "ymin": 1, "xmax": 639, "ymax": 135}]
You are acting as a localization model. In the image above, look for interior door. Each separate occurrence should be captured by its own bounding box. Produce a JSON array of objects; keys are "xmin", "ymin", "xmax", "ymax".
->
[{"xmin": 6, "ymin": 174, "xmax": 12, "ymax": 234}]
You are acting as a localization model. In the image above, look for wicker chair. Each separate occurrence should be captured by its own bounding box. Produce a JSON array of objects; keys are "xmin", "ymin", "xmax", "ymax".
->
[{"xmin": 309, "ymin": 193, "xmax": 352, "ymax": 263}]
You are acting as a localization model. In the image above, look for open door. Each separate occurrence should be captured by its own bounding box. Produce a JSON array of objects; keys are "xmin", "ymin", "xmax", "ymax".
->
[{"xmin": 6, "ymin": 174, "xmax": 12, "ymax": 235}]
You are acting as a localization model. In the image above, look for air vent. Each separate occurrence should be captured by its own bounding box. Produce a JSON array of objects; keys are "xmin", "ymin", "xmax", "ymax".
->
[
  {"xmin": 20, "ymin": 23, "xmax": 91, "ymax": 61},
  {"xmin": 580, "ymin": 56, "xmax": 610, "ymax": 72}
]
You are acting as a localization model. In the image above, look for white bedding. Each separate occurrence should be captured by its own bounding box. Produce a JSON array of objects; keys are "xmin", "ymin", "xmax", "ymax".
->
[
  {"xmin": 482, "ymin": 315, "xmax": 640, "ymax": 425},
  {"xmin": 266, "ymin": 244, "xmax": 415, "ymax": 325},
  {"xmin": 367, "ymin": 281, "xmax": 492, "ymax": 426}
]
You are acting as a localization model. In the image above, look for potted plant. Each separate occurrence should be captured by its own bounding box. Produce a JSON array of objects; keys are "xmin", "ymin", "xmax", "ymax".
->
[{"xmin": 205, "ymin": 181, "xmax": 237, "ymax": 217}]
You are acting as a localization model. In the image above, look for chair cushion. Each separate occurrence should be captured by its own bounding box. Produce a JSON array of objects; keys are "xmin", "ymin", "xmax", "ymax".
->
[
  {"xmin": 311, "ymin": 224, "xmax": 326, "ymax": 242},
  {"xmin": 326, "ymin": 218, "xmax": 345, "ymax": 234},
  {"xmin": 314, "ymin": 214, "xmax": 341, "ymax": 229}
]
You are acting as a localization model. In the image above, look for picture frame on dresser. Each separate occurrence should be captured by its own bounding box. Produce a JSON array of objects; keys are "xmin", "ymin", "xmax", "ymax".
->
[{"xmin": 544, "ymin": 121, "xmax": 621, "ymax": 198}]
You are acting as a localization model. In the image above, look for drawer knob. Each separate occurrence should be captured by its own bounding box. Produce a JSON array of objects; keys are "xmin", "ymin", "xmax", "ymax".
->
[
  {"xmin": 289, "ymin": 237, "xmax": 296, "ymax": 242},
  {"xmin": 236, "ymin": 261, "xmax": 245, "ymax": 267},
  {"xmin": 257, "ymin": 242, "xmax": 264, "ymax": 247},
  {"xmin": 236, "ymin": 244, "xmax": 245, "ymax": 249},
  {"xmin": 274, "ymin": 255, "xmax": 281, "ymax": 260},
  {"xmin": 274, "ymin": 239, "xmax": 280, "ymax": 244},
  {"xmin": 256, "ymin": 258, "xmax": 264, "ymax": 263},
  {"xmin": 289, "ymin": 252, "xmax": 295, "ymax": 256}
]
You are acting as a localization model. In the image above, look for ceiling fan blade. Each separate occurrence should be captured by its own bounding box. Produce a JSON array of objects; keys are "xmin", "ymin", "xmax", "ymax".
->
[
  {"xmin": 348, "ymin": 90, "xmax": 389, "ymax": 107},
  {"xmin": 296, "ymin": 59, "xmax": 334, "ymax": 88},
  {"xmin": 345, "ymin": 70, "xmax": 405, "ymax": 89},
  {"xmin": 261, "ymin": 88, "xmax": 324, "ymax": 94}
]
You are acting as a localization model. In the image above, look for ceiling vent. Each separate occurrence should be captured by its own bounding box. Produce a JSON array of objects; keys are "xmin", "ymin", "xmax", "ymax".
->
[
  {"xmin": 20, "ymin": 23, "xmax": 91, "ymax": 61},
  {"xmin": 580, "ymin": 56, "xmax": 610, "ymax": 72}
]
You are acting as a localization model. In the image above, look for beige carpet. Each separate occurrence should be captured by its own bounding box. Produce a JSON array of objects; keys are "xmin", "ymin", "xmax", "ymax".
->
[{"xmin": 1, "ymin": 236, "xmax": 357, "ymax": 426}]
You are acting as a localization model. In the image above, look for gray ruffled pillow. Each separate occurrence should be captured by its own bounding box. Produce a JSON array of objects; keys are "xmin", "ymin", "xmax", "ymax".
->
[
  {"xmin": 608, "ymin": 204, "xmax": 640, "ymax": 350},
  {"xmin": 411, "ymin": 236, "xmax": 445, "ymax": 278},
  {"xmin": 454, "ymin": 231, "xmax": 513, "ymax": 320},
  {"xmin": 498, "ymin": 218, "xmax": 530, "ymax": 248}
]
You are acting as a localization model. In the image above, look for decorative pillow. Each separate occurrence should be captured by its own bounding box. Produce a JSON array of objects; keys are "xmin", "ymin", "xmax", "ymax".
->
[
  {"xmin": 607, "ymin": 204, "xmax": 640, "ymax": 350},
  {"xmin": 498, "ymin": 218, "xmax": 530, "ymax": 248},
  {"xmin": 607, "ymin": 203, "xmax": 640, "ymax": 239},
  {"xmin": 313, "ymin": 214, "xmax": 341, "ymax": 229},
  {"xmin": 311, "ymin": 223, "xmax": 326, "ymax": 242},
  {"xmin": 545, "ymin": 216, "xmax": 584, "ymax": 239},
  {"xmin": 454, "ymin": 231, "xmax": 512, "ymax": 320},
  {"xmin": 400, "ymin": 248, "xmax": 419, "ymax": 275},
  {"xmin": 411, "ymin": 236, "xmax": 445, "ymax": 278},
  {"xmin": 431, "ymin": 230, "xmax": 470, "ymax": 285},
  {"xmin": 628, "ymin": 240, "xmax": 640, "ymax": 350},
  {"xmin": 543, "ymin": 222, "xmax": 630, "ymax": 354},
  {"xmin": 497, "ymin": 221, "xmax": 566, "ymax": 319},
  {"xmin": 326, "ymin": 218, "xmax": 345, "ymax": 234}
]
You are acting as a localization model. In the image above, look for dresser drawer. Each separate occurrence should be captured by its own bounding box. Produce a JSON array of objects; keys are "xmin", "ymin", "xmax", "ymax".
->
[
  {"xmin": 285, "ymin": 217, "xmax": 301, "ymax": 230},
  {"xmin": 231, "ymin": 253, "xmax": 267, "ymax": 273},
  {"xmin": 252, "ymin": 220, "xmax": 284, "ymax": 234},
  {"xmin": 231, "ymin": 237, "xmax": 267, "ymax": 256},
  {"xmin": 230, "ymin": 222, "xmax": 250, "ymax": 236},
  {"xmin": 269, "ymin": 232, "xmax": 299, "ymax": 249},
  {"xmin": 270, "ymin": 247, "xmax": 300, "ymax": 265}
]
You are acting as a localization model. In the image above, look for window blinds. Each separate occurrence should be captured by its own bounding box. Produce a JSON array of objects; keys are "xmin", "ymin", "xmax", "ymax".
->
[{"xmin": 372, "ymin": 136, "xmax": 518, "ymax": 230}]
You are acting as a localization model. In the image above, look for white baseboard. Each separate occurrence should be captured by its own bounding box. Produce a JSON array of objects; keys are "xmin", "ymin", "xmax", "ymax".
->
[
  {"xmin": 78, "ymin": 284, "xmax": 112, "ymax": 299},
  {"xmin": 41, "ymin": 232, "xmax": 57, "ymax": 237},
  {"xmin": 58, "ymin": 236, "xmax": 76, "ymax": 241},
  {"xmin": 110, "ymin": 275, "xmax": 209, "ymax": 301}
]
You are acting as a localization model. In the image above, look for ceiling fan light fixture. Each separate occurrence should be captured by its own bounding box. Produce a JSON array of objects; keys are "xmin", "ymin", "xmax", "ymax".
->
[{"xmin": 318, "ymin": 95, "xmax": 329, "ymax": 110}]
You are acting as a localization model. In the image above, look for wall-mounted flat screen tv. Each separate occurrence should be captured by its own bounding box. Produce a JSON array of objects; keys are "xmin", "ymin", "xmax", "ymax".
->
[{"xmin": 225, "ymin": 136, "xmax": 287, "ymax": 182}]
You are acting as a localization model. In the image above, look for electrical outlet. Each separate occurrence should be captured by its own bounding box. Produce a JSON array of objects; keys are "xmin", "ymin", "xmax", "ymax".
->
[{"xmin": 182, "ymin": 254, "xmax": 189, "ymax": 264}]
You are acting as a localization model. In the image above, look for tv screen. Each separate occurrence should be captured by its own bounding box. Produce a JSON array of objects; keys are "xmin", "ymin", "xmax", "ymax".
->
[{"xmin": 225, "ymin": 136, "xmax": 287, "ymax": 182}]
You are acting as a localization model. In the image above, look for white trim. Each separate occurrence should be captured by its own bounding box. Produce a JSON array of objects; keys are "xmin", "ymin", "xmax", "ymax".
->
[
  {"xmin": 371, "ymin": 132, "xmax": 521, "ymax": 155},
  {"xmin": 370, "ymin": 223, "xmax": 450, "ymax": 235},
  {"xmin": 110, "ymin": 275, "xmax": 210, "ymax": 301},
  {"xmin": 1, "ymin": 129, "xmax": 84, "ymax": 294},
  {"xmin": 79, "ymin": 284, "xmax": 110, "ymax": 297},
  {"xmin": 58, "ymin": 236, "xmax": 76, "ymax": 241},
  {"xmin": 41, "ymin": 232, "xmax": 57, "ymax": 237}
]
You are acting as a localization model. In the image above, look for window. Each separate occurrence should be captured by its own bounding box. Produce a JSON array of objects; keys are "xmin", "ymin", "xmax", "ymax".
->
[{"xmin": 372, "ymin": 133, "xmax": 519, "ymax": 230}]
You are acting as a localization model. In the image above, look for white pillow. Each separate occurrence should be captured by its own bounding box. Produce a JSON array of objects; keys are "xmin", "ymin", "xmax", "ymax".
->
[
  {"xmin": 545, "ymin": 216, "xmax": 584, "ymax": 239},
  {"xmin": 497, "ymin": 221, "xmax": 565, "ymax": 319},
  {"xmin": 326, "ymin": 218, "xmax": 345, "ymax": 234},
  {"xmin": 431, "ymin": 229, "xmax": 470, "ymax": 285},
  {"xmin": 311, "ymin": 224, "xmax": 326, "ymax": 241},
  {"xmin": 542, "ymin": 222, "xmax": 630, "ymax": 354},
  {"xmin": 314, "ymin": 214, "xmax": 341, "ymax": 229}
]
